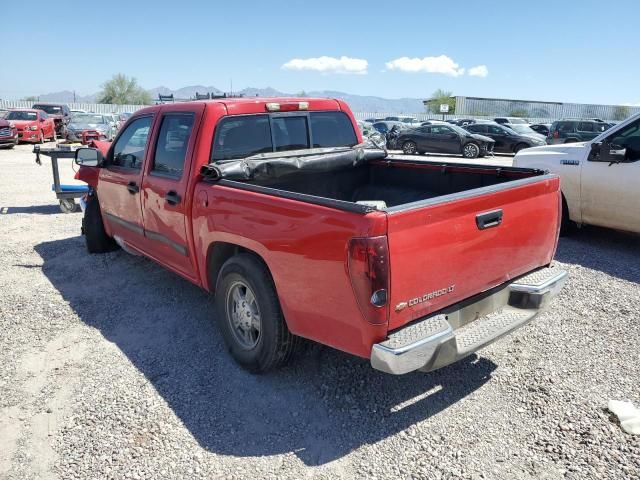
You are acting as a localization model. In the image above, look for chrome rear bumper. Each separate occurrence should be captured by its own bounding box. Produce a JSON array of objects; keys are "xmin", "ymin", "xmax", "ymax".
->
[{"xmin": 371, "ymin": 267, "xmax": 567, "ymax": 375}]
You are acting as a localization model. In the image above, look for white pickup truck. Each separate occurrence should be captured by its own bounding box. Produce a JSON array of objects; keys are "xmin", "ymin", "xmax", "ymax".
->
[{"xmin": 513, "ymin": 113, "xmax": 640, "ymax": 234}]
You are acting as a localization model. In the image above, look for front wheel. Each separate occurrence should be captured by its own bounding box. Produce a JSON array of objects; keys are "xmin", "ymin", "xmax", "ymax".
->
[
  {"xmin": 83, "ymin": 195, "xmax": 119, "ymax": 253},
  {"xmin": 215, "ymin": 254, "xmax": 298, "ymax": 373},
  {"xmin": 402, "ymin": 140, "xmax": 417, "ymax": 155},
  {"xmin": 514, "ymin": 143, "xmax": 528, "ymax": 153},
  {"xmin": 462, "ymin": 142, "xmax": 480, "ymax": 158}
]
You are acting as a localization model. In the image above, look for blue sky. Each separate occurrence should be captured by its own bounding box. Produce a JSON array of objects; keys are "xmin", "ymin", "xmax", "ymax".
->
[{"xmin": 2, "ymin": 0, "xmax": 638, "ymax": 104}]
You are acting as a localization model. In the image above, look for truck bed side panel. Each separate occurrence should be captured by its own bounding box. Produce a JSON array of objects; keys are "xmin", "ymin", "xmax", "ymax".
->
[
  {"xmin": 191, "ymin": 183, "xmax": 388, "ymax": 358},
  {"xmin": 387, "ymin": 175, "xmax": 560, "ymax": 330}
]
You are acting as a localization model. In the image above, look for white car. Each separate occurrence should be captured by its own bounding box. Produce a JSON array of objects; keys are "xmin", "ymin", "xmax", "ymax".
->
[{"xmin": 513, "ymin": 113, "xmax": 640, "ymax": 234}]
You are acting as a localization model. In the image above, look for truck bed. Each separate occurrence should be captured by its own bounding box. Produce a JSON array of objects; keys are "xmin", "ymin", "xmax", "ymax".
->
[
  {"xmin": 206, "ymin": 157, "xmax": 560, "ymax": 332},
  {"xmin": 243, "ymin": 159, "xmax": 547, "ymax": 211}
]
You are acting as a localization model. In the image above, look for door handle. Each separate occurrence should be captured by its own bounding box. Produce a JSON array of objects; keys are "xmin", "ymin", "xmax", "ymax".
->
[
  {"xmin": 165, "ymin": 190, "xmax": 181, "ymax": 205},
  {"xmin": 476, "ymin": 209, "xmax": 503, "ymax": 230},
  {"xmin": 127, "ymin": 181, "xmax": 139, "ymax": 194}
]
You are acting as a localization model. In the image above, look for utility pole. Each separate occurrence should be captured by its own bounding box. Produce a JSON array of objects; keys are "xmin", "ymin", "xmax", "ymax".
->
[{"xmin": 73, "ymin": 90, "xmax": 76, "ymax": 102}]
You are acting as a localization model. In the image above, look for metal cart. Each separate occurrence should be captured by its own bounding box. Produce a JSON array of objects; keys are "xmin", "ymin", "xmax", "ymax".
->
[{"xmin": 33, "ymin": 145, "xmax": 89, "ymax": 213}]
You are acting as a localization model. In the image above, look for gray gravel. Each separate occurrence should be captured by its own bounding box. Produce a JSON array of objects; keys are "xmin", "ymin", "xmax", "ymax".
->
[{"xmin": 1, "ymin": 143, "xmax": 639, "ymax": 480}]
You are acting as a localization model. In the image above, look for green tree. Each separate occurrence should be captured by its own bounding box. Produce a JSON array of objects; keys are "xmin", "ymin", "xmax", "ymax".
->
[
  {"xmin": 98, "ymin": 74, "xmax": 152, "ymax": 105},
  {"xmin": 426, "ymin": 89, "xmax": 455, "ymax": 114},
  {"xmin": 613, "ymin": 105, "xmax": 630, "ymax": 121}
]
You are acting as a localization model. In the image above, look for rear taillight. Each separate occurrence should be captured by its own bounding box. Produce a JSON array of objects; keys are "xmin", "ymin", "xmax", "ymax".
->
[
  {"xmin": 553, "ymin": 130, "xmax": 559, "ymax": 138},
  {"xmin": 265, "ymin": 102, "xmax": 309, "ymax": 112},
  {"xmin": 348, "ymin": 236, "xmax": 389, "ymax": 324}
]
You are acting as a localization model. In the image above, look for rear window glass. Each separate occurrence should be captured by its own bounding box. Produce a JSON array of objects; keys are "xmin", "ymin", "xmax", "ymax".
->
[
  {"xmin": 211, "ymin": 111, "xmax": 358, "ymax": 161},
  {"xmin": 212, "ymin": 115, "xmax": 272, "ymax": 161},
  {"xmin": 273, "ymin": 116, "xmax": 309, "ymax": 151},
  {"xmin": 33, "ymin": 105, "xmax": 62, "ymax": 114}
]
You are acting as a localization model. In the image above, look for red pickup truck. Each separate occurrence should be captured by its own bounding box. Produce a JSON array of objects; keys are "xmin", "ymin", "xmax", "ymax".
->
[{"xmin": 74, "ymin": 97, "xmax": 566, "ymax": 374}]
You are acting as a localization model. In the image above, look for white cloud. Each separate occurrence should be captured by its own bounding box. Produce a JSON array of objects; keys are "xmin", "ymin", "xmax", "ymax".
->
[
  {"xmin": 281, "ymin": 56, "xmax": 368, "ymax": 75},
  {"xmin": 385, "ymin": 55, "xmax": 465, "ymax": 77},
  {"xmin": 468, "ymin": 65, "xmax": 489, "ymax": 78}
]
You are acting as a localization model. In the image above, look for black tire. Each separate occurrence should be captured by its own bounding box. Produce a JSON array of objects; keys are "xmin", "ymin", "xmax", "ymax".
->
[
  {"xmin": 514, "ymin": 143, "xmax": 529, "ymax": 153},
  {"xmin": 215, "ymin": 254, "xmax": 298, "ymax": 373},
  {"xmin": 462, "ymin": 142, "xmax": 480, "ymax": 158},
  {"xmin": 83, "ymin": 195, "xmax": 118, "ymax": 253},
  {"xmin": 560, "ymin": 194, "xmax": 576, "ymax": 236},
  {"xmin": 402, "ymin": 141, "xmax": 417, "ymax": 155}
]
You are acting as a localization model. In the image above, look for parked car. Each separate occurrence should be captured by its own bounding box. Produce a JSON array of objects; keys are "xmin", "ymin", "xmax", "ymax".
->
[
  {"xmin": 396, "ymin": 123, "xmax": 495, "ymax": 158},
  {"xmin": 5, "ymin": 109, "xmax": 56, "ymax": 143},
  {"xmin": 446, "ymin": 118, "xmax": 477, "ymax": 127},
  {"xmin": 465, "ymin": 122, "xmax": 546, "ymax": 153},
  {"xmin": 32, "ymin": 103, "xmax": 70, "ymax": 137},
  {"xmin": 385, "ymin": 115, "xmax": 418, "ymax": 124},
  {"xmin": 0, "ymin": 117, "xmax": 19, "ymax": 148},
  {"xmin": 117, "ymin": 112, "xmax": 133, "ymax": 129},
  {"xmin": 514, "ymin": 112, "xmax": 640, "ymax": 234},
  {"xmin": 529, "ymin": 123, "xmax": 552, "ymax": 137},
  {"xmin": 547, "ymin": 119, "xmax": 610, "ymax": 144},
  {"xmin": 357, "ymin": 121, "xmax": 386, "ymax": 148},
  {"xmin": 504, "ymin": 124, "xmax": 546, "ymax": 142},
  {"xmin": 371, "ymin": 120, "xmax": 407, "ymax": 135},
  {"xmin": 73, "ymin": 96, "xmax": 565, "ymax": 374},
  {"xmin": 70, "ymin": 109, "xmax": 87, "ymax": 114},
  {"xmin": 420, "ymin": 120, "xmax": 448, "ymax": 126},
  {"xmin": 66, "ymin": 113, "xmax": 117, "ymax": 142},
  {"xmin": 494, "ymin": 117, "xmax": 529, "ymax": 125}
]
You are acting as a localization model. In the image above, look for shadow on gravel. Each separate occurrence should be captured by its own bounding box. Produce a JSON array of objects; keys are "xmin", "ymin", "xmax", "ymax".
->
[
  {"xmin": 1, "ymin": 204, "xmax": 69, "ymax": 215},
  {"xmin": 36, "ymin": 236, "xmax": 497, "ymax": 466},
  {"xmin": 555, "ymin": 226, "xmax": 640, "ymax": 284}
]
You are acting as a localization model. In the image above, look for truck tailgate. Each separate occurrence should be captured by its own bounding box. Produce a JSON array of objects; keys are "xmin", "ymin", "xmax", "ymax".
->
[{"xmin": 386, "ymin": 175, "xmax": 560, "ymax": 330}]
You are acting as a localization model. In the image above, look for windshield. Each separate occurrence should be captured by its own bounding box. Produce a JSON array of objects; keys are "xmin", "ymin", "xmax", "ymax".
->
[
  {"xmin": 71, "ymin": 113, "xmax": 106, "ymax": 124},
  {"xmin": 509, "ymin": 124, "xmax": 539, "ymax": 135},
  {"xmin": 449, "ymin": 124, "xmax": 472, "ymax": 135},
  {"xmin": 7, "ymin": 111, "xmax": 37, "ymax": 121},
  {"xmin": 33, "ymin": 105, "xmax": 62, "ymax": 114}
]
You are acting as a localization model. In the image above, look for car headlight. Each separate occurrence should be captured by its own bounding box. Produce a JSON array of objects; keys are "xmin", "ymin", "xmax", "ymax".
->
[
  {"xmin": 29, "ymin": 125, "xmax": 38, "ymax": 131},
  {"xmin": 9, "ymin": 122, "xmax": 15, "ymax": 128}
]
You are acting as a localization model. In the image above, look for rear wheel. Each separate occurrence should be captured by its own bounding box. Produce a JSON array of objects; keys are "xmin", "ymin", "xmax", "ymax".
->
[
  {"xmin": 462, "ymin": 142, "xmax": 480, "ymax": 158},
  {"xmin": 83, "ymin": 195, "xmax": 119, "ymax": 253},
  {"xmin": 215, "ymin": 254, "xmax": 298, "ymax": 373},
  {"xmin": 402, "ymin": 141, "xmax": 417, "ymax": 155}
]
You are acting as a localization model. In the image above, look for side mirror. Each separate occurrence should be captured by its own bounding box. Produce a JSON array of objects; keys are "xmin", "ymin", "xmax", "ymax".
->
[{"xmin": 75, "ymin": 147, "xmax": 104, "ymax": 167}]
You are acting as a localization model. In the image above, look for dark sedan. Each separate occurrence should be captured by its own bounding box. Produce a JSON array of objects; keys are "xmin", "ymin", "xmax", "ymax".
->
[
  {"xmin": 396, "ymin": 124, "xmax": 494, "ymax": 159},
  {"xmin": 464, "ymin": 123, "xmax": 546, "ymax": 153}
]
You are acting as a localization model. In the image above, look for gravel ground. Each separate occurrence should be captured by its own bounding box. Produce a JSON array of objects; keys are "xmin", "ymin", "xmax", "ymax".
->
[{"xmin": 0, "ymin": 143, "xmax": 638, "ymax": 480}]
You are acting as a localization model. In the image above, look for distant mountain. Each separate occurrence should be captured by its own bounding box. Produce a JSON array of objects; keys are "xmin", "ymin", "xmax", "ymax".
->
[
  {"xmin": 31, "ymin": 86, "xmax": 426, "ymax": 113},
  {"xmin": 34, "ymin": 90, "xmax": 96, "ymax": 103}
]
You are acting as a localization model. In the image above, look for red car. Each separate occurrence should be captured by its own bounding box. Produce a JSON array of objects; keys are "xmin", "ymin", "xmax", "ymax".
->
[
  {"xmin": 6, "ymin": 109, "xmax": 56, "ymax": 143},
  {"xmin": 74, "ymin": 97, "xmax": 566, "ymax": 374},
  {"xmin": 0, "ymin": 117, "xmax": 19, "ymax": 149}
]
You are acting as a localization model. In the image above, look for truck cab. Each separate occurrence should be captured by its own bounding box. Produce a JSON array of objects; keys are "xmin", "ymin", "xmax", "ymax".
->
[{"xmin": 514, "ymin": 113, "xmax": 640, "ymax": 233}]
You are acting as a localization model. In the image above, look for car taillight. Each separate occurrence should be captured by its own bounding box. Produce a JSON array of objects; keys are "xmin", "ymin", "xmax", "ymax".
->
[
  {"xmin": 348, "ymin": 236, "xmax": 389, "ymax": 324},
  {"xmin": 553, "ymin": 130, "xmax": 559, "ymax": 138}
]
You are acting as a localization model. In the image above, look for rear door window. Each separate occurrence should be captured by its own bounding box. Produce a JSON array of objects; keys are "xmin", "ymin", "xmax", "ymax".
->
[{"xmin": 577, "ymin": 122, "xmax": 593, "ymax": 132}]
